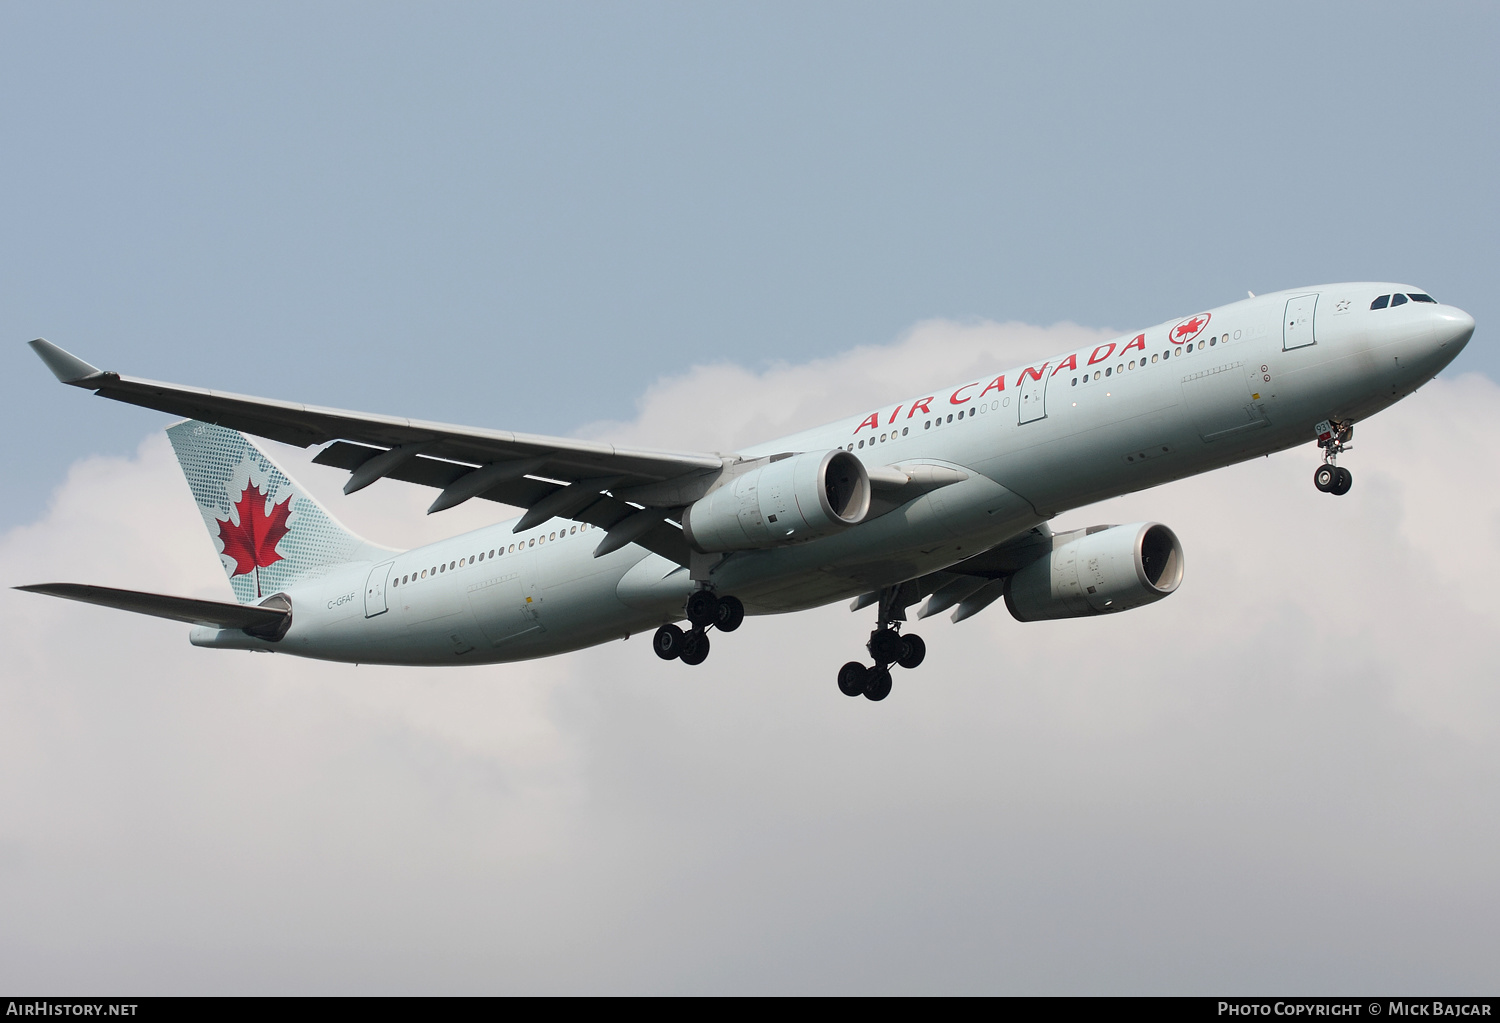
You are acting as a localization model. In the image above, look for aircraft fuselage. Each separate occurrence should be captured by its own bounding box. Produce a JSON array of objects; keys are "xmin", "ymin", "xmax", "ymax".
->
[{"xmin": 191, "ymin": 283, "xmax": 1474, "ymax": 665}]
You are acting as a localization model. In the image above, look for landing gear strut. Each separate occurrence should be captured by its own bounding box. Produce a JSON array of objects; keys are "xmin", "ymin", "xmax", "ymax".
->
[
  {"xmin": 837, "ymin": 584, "xmax": 926, "ymax": 702},
  {"xmin": 1314, "ymin": 419, "xmax": 1354, "ymax": 496},
  {"xmin": 654, "ymin": 591, "xmax": 744, "ymax": 667}
]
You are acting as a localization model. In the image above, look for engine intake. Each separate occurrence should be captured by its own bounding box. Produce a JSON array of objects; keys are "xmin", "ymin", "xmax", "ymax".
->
[
  {"xmin": 682, "ymin": 450, "xmax": 871, "ymax": 553},
  {"xmin": 1004, "ymin": 522, "xmax": 1183, "ymax": 622}
]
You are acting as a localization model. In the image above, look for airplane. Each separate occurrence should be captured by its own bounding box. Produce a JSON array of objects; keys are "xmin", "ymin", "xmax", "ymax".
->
[{"xmin": 17, "ymin": 283, "xmax": 1474, "ymax": 702}]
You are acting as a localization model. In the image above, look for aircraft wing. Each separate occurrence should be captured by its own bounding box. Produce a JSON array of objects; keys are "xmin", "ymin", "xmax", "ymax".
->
[{"xmin": 30, "ymin": 339, "xmax": 722, "ymax": 564}]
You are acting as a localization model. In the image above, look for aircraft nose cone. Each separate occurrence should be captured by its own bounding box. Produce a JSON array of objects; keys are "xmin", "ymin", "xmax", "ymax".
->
[{"xmin": 1435, "ymin": 307, "xmax": 1475, "ymax": 353}]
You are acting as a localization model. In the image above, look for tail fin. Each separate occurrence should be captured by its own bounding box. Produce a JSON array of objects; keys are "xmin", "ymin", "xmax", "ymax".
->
[{"xmin": 166, "ymin": 420, "xmax": 389, "ymax": 603}]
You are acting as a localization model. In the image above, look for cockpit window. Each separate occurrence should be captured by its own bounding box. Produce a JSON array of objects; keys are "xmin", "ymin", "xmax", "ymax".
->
[
  {"xmin": 1391, "ymin": 293, "xmax": 1409, "ymax": 307},
  {"xmin": 1371, "ymin": 295, "xmax": 1390, "ymax": 309},
  {"xmin": 1409, "ymin": 293, "xmax": 1436, "ymax": 303}
]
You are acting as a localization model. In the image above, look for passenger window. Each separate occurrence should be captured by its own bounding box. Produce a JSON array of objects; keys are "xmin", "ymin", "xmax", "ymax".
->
[
  {"xmin": 1391, "ymin": 294, "xmax": 1409, "ymax": 307},
  {"xmin": 1105, "ymin": 367, "xmax": 1112, "ymax": 377},
  {"xmin": 924, "ymin": 421, "xmax": 931, "ymax": 429},
  {"xmin": 1371, "ymin": 295, "xmax": 1390, "ymax": 309},
  {"xmin": 508, "ymin": 544, "xmax": 515, "ymax": 553},
  {"xmin": 880, "ymin": 433, "xmax": 886, "ymax": 441},
  {"xmin": 947, "ymin": 414, "xmax": 953, "ymax": 423},
  {"xmin": 1209, "ymin": 337, "xmax": 1216, "ymax": 346},
  {"xmin": 468, "ymin": 556, "xmax": 474, "ymax": 564},
  {"xmin": 1410, "ymin": 293, "xmax": 1436, "ymax": 303},
  {"xmin": 902, "ymin": 427, "xmax": 909, "ymax": 436},
  {"xmin": 1151, "ymin": 354, "xmax": 1158, "ymax": 363},
  {"xmin": 571, "ymin": 526, "xmax": 577, "ymax": 534},
  {"xmin": 858, "ymin": 439, "xmax": 864, "ymax": 448},
  {"xmin": 1198, "ymin": 340, "xmax": 1205, "ymax": 349},
  {"xmin": 1072, "ymin": 377, "xmax": 1078, "ymax": 386},
  {"xmin": 528, "ymin": 539, "xmax": 535, "ymax": 547}
]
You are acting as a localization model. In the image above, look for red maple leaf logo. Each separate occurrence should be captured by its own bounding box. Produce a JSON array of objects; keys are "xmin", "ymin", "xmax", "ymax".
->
[
  {"xmin": 1173, "ymin": 316, "xmax": 1205, "ymax": 341},
  {"xmin": 216, "ymin": 482, "xmax": 292, "ymax": 596},
  {"xmin": 1169, "ymin": 312, "xmax": 1212, "ymax": 346}
]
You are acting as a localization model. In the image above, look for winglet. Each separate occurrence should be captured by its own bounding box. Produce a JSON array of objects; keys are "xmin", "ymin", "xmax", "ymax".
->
[{"xmin": 28, "ymin": 338, "xmax": 106, "ymax": 385}]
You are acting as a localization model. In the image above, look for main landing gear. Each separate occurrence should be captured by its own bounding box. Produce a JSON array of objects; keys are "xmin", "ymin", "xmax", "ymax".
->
[
  {"xmin": 1313, "ymin": 419, "xmax": 1354, "ymax": 496},
  {"xmin": 838, "ymin": 584, "xmax": 927, "ymax": 702},
  {"xmin": 653, "ymin": 590, "xmax": 744, "ymax": 667}
]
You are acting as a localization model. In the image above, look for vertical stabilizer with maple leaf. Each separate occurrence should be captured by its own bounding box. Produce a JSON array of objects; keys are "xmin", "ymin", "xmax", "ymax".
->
[{"xmin": 166, "ymin": 421, "xmax": 393, "ymax": 603}]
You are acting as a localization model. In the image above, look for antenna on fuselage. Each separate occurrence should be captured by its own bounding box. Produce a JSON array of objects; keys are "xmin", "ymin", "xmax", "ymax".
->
[{"xmin": 1247, "ymin": 291, "xmax": 1255, "ymax": 298}]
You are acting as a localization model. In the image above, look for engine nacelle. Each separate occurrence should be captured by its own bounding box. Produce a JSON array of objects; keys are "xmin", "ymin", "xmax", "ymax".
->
[
  {"xmin": 1004, "ymin": 522, "xmax": 1183, "ymax": 622},
  {"xmin": 681, "ymin": 450, "xmax": 871, "ymax": 553}
]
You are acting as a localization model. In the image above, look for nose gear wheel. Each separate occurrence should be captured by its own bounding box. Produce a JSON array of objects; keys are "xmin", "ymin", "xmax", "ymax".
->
[{"xmin": 1314, "ymin": 419, "xmax": 1355, "ymax": 496}]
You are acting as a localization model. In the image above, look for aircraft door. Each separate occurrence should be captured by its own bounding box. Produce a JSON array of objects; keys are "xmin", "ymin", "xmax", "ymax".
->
[
  {"xmin": 1283, "ymin": 294, "xmax": 1318, "ymax": 350},
  {"xmin": 364, "ymin": 561, "xmax": 393, "ymax": 617},
  {"xmin": 1018, "ymin": 369, "xmax": 1049, "ymax": 424}
]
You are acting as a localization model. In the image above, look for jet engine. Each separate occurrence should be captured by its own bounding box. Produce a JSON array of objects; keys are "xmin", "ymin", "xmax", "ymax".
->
[
  {"xmin": 681, "ymin": 450, "xmax": 872, "ymax": 553},
  {"xmin": 1004, "ymin": 522, "xmax": 1183, "ymax": 622}
]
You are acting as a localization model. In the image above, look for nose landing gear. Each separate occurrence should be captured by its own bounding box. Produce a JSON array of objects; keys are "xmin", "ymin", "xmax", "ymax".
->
[
  {"xmin": 1313, "ymin": 464, "xmax": 1352, "ymax": 495},
  {"xmin": 1314, "ymin": 419, "xmax": 1354, "ymax": 496},
  {"xmin": 653, "ymin": 591, "xmax": 744, "ymax": 667}
]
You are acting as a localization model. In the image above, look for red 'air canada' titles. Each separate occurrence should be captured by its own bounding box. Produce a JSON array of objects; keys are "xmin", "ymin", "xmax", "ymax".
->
[{"xmin": 850, "ymin": 333, "xmax": 1150, "ymax": 435}]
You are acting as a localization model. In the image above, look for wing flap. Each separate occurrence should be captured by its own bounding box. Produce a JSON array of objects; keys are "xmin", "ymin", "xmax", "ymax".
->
[{"xmin": 314, "ymin": 441, "xmax": 693, "ymax": 565}]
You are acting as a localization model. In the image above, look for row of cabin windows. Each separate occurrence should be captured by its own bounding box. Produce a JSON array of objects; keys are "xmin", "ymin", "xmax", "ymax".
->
[
  {"xmin": 1072, "ymin": 334, "xmax": 1225, "ymax": 386},
  {"xmin": 1371, "ymin": 293, "xmax": 1436, "ymax": 310},
  {"xmin": 845, "ymin": 402, "xmax": 1006, "ymax": 450},
  {"xmin": 388, "ymin": 522, "xmax": 593, "ymax": 589}
]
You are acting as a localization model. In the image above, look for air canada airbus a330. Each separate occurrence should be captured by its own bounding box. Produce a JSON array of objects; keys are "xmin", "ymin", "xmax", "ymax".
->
[{"xmin": 19, "ymin": 284, "xmax": 1474, "ymax": 701}]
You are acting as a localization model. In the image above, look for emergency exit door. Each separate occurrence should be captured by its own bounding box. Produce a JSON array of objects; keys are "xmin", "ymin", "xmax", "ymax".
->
[
  {"xmin": 1018, "ymin": 368, "xmax": 1049, "ymax": 424},
  {"xmin": 1283, "ymin": 295, "xmax": 1319, "ymax": 350},
  {"xmin": 364, "ymin": 561, "xmax": 392, "ymax": 617}
]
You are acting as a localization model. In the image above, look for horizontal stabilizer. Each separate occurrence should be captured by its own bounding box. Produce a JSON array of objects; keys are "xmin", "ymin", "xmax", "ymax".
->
[{"xmin": 16, "ymin": 583, "xmax": 290, "ymax": 637}]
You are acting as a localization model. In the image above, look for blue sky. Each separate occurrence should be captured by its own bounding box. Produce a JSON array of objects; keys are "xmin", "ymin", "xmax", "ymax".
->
[{"xmin": 2, "ymin": 2, "xmax": 1495, "ymax": 527}]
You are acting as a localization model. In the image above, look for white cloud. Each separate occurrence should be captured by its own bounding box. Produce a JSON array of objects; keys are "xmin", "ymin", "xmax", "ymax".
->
[{"xmin": 2, "ymin": 322, "xmax": 1498, "ymax": 993}]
